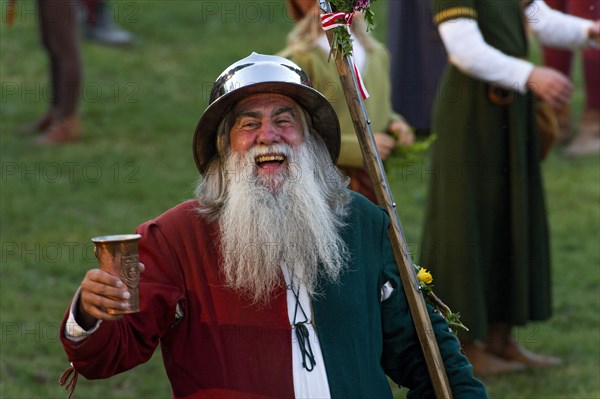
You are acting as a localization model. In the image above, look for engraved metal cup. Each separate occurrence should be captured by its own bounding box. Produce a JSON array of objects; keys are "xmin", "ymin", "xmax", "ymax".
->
[{"xmin": 91, "ymin": 234, "xmax": 142, "ymax": 314}]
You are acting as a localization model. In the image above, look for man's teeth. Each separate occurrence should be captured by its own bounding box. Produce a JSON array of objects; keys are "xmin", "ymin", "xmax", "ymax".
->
[{"xmin": 255, "ymin": 154, "xmax": 285, "ymax": 163}]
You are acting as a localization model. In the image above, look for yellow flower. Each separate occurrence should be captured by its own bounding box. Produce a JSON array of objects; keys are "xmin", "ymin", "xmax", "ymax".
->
[{"xmin": 417, "ymin": 268, "xmax": 433, "ymax": 285}]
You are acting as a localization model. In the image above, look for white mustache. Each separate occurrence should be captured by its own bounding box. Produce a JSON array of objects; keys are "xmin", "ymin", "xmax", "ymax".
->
[{"xmin": 246, "ymin": 144, "xmax": 292, "ymax": 164}]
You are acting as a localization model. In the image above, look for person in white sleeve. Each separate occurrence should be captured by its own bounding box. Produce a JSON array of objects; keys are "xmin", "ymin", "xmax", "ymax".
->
[{"xmin": 420, "ymin": 0, "xmax": 599, "ymax": 376}]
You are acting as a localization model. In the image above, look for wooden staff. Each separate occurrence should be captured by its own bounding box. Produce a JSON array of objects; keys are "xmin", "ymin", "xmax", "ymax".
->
[{"xmin": 317, "ymin": 1, "xmax": 453, "ymax": 397}]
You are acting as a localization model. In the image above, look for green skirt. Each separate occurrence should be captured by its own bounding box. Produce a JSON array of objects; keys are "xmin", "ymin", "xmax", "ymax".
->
[{"xmin": 420, "ymin": 66, "xmax": 552, "ymax": 341}]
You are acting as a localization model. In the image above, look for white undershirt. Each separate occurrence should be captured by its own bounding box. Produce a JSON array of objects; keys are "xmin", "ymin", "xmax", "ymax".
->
[
  {"xmin": 438, "ymin": 0, "xmax": 594, "ymax": 93},
  {"xmin": 281, "ymin": 267, "xmax": 331, "ymax": 399}
]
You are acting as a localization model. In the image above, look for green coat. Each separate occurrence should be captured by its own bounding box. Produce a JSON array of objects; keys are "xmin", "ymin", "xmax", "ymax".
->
[
  {"xmin": 320, "ymin": 193, "xmax": 488, "ymax": 398},
  {"xmin": 420, "ymin": 0, "xmax": 551, "ymax": 341},
  {"xmin": 280, "ymin": 41, "xmax": 402, "ymax": 168}
]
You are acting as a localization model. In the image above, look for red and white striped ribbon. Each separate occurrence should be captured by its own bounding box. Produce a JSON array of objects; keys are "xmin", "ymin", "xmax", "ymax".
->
[
  {"xmin": 353, "ymin": 63, "xmax": 369, "ymax": 99},
  {"xmin": 320, "ymin": 11, "xmax": 354, "ymax": 30},
  {"xmin": 320, "ymin": 12, "xmax": 369, "ymax": 99}
]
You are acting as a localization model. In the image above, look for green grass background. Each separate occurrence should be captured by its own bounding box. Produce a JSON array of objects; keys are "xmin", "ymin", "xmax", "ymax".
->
[{"xmin": 1, "ymin": 1, "xmax": 598, "ymax": 398}]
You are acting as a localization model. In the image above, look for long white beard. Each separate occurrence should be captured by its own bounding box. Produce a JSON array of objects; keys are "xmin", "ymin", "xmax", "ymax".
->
[{"xmin": 219, "ymin": 142, "xmax": 348, "ymax": 305}]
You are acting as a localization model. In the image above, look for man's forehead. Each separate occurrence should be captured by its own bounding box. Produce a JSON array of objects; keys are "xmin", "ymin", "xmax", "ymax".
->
[{"xmin": 234, "ymin": 93, "xmax": 300, "ymax": 113}]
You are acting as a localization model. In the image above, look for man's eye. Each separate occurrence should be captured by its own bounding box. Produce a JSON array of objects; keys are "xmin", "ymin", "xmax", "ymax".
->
[
  {"xmin": 275, "ymin": 118, "xmax": 292, "ymax": 126},
  {"xmin": 241, "ymin": 121, "xmax": 258, "ymax": 129}
]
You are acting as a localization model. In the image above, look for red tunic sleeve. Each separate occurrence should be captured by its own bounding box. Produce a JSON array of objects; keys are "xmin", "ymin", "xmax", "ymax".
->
[{"xmin": 60, "ymin": 210, "xmax": 186, "ymax": 379}]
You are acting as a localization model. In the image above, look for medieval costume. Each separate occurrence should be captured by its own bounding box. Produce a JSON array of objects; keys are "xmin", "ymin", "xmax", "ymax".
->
[
  {"xmin": 60, "ymin": 52, "xmax": 487, "ymax": 397},
  {"xmin": 283, "ymin": 43, "xmax": 403, "ymax": 170},
  {"xmin": 62, "ymin": 195, "xmax": 485, "ymax": 398},
  {"xmin": 421, "ymin": 0, "xmax": 596, "ymax": 343},
  {"xmin": 280, "ymin": 3, "xmax": 411, "ymax": 203}
]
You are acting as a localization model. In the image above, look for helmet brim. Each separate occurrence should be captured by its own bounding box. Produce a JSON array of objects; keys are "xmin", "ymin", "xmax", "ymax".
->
[{"xmin": 193, "ymin": 81, "xmax": 341, "ymax": 174}]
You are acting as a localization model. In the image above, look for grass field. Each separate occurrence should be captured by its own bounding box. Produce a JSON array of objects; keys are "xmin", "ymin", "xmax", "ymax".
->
[{"xmin": 1, "ymin": 1, "xmax": 599, "ymax": 398}]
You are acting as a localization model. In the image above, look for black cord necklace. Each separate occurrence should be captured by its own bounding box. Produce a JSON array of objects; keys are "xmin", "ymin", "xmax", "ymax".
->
[{"xmin": 288, "ymin": 280, "xmax": 316, "ymax": 372}]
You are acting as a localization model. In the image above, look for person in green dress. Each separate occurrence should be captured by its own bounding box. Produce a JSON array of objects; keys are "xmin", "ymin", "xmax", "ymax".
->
[{"xmin": 421, "ymin": 0, "xmax": 600, "ymax": 375}]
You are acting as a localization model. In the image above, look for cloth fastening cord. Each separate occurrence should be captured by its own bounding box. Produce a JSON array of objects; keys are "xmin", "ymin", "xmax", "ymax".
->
[{"xmin": 289, "ymin": 280, "xmax": 317, "ymax": 372}]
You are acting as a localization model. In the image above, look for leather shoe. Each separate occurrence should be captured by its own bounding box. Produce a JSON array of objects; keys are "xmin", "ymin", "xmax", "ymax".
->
[
  {"xmin": 487, "ymin": 339, "xmax": 562, "ymax": 368},
  {"xmin": 32, "ymin": 116, "xmax": 81, "ymax": 145},
  {"xmin": 462, "ymin": 341, "xmax": 526, "ymax": 375}
]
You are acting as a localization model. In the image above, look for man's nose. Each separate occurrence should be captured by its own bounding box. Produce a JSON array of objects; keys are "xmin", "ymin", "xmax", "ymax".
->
[{"xmin": 256, "ymin": 121, "xmax": 280, "ymax": 145}]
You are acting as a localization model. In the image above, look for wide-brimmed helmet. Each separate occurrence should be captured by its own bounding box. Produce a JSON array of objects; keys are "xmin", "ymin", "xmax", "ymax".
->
[{"xmin": 193, "ymin": 52, "xmax": 340, "ymax": 174}]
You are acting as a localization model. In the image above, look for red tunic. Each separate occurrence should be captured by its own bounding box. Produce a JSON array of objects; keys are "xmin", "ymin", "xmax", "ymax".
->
[{"xmin": 61, "ymin": 201, "xmax": 295, "ymax": 398}]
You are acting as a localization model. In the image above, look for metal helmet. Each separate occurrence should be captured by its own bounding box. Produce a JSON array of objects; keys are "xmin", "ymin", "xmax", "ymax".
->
[{"xmin": 193, "ymin": 52, "xmax": 341, "ymax": 174}]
